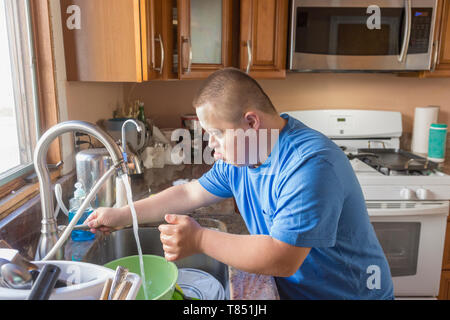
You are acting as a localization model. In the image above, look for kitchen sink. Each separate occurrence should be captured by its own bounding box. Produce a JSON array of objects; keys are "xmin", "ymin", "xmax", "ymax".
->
[{"xmin": 81, "ymin": 218, "xmax": 230, "ymax": 299}]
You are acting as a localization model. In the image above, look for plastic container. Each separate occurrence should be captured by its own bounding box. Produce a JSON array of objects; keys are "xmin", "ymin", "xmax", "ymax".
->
[
  {"xmin": 69, "ymin": 182, "xmax": 95, "ymax": 243},
  {"xmin": 428, "ymin": 123, "xmax": 448, "ymax": 163},
  {"xmin": 104, "ymin": 255, "xmax": 178, "ymax": 300}
]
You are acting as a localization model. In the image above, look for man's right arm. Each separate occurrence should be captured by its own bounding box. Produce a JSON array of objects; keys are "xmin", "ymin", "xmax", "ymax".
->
[
  {"xmin": 86, "ymin": 180, "xmax": 224, "ymax": 232},
  {"xmin": 134, "ymin": 180, "xmax": 224, "ymax": 224}
]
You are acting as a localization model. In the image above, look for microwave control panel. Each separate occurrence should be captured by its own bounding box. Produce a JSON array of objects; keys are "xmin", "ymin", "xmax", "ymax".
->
[{"xmin": 408, "ymin": 8, "xmax": 433, "ymax": 54}]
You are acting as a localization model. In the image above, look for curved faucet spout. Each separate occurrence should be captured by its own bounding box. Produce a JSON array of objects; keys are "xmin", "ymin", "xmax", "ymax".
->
[
  {"xmin": 121, "ymin": 119, "xmax": 142, "ymax": 162},
  {"xmin": 33, "ymin": 121, "xmax": 127, "ymax": 260}
]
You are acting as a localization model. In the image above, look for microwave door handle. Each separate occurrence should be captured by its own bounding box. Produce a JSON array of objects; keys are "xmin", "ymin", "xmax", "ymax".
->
[
  {"xmin": 431, "ymin": 41, "xmax": 439, "ymax": 72},
  {"xmin": 398, "ymin": 0, "xmax": 412, "ymax": 63}
]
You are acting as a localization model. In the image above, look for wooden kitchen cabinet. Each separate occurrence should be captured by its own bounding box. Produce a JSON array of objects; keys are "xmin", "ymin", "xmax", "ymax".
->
[
  {"xmin": 439, "ymin": 271, "xmax": 450, "ymax": 299},
  {"xmin": 61, "ymin": 0, "xmax": 175, "ymax": 82},
  {"xmin": 61, "ymin": 0, "xmax": 143, "ymax": 82},
  {"xmin": 61, "ymin": 0, "xmax": 288, "ymax": 82},
  {"xmin": 427, "ymin": 0, "xmax": 450, "ymax": 77},
  {"xmin": 177, "ymin": 0, "xmax": 233, "ymax": 79},
  {"xmin": 439, "ymin": 220, "xmax": 450, "ymax": 299},
  {"xmin": 413, "ymin": 0, "xmax": 450, "ymax": 78},
  {"xmin": 441, "ymin": 221, "xmax": 450, "ymax": 269},
  {"xmin": 240, "ymin": 0, "xmax": 289, "ymax": 79}
]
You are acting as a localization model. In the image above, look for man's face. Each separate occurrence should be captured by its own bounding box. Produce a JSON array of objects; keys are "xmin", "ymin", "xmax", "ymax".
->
[{"xmin": 196, "ymin": 104, "xmax": 254, "ymax": 167}]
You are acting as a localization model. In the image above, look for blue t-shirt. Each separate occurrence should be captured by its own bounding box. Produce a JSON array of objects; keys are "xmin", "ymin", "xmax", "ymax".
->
[{"xmin": 198, "ymin": 113, "xmax": 394, "ymax": 300}]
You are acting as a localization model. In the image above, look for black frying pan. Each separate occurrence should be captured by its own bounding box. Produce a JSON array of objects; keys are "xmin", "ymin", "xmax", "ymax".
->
[{"xmin": 357, "ymin": 149, "xmax": 438, "ymax": 171}]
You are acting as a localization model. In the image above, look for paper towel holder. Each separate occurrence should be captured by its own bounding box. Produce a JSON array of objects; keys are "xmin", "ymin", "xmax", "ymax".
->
[{"xmin": 411, "ymin": 106, "xmax": 440, "ymax": 155}]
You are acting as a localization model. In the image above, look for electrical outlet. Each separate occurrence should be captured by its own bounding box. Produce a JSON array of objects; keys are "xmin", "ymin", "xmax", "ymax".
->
[{"xmin": 74, "ymin": 132, "xmax": 90, "ymax": 152}]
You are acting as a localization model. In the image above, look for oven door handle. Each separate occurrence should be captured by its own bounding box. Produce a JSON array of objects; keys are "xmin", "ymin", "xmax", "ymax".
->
[
  {"xmin": 398, "ymin": 0, "xmax": 412, "ymax": 63},
  {"xmin": 367, "ymin": 202, "xmax": 449, "ymax": 217}
]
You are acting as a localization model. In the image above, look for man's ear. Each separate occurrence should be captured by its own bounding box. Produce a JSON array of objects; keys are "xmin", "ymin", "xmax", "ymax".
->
[{"xmin": 244, "ymin": 112, "xmax": 260, "ymax": 130}]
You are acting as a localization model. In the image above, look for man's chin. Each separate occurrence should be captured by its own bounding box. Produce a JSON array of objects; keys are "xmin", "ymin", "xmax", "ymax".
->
[
  {"xmin": 219, "ymin": 158, "xmax": 249, "ymax": 168},
  {"xmin": 213, "ymin": 154, "xmax": 252, "ymax": 167}
]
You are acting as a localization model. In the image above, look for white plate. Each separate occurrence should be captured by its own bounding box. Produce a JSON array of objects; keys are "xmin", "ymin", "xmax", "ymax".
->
[{"xmin": 177, "ymin": 268, "xmax": 225, "ymax": 300}]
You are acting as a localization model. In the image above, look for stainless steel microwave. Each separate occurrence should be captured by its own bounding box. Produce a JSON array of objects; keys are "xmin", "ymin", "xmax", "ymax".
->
[{"xmin": 289, "ymin": 0, "xmax": 438, "ymax": 72}]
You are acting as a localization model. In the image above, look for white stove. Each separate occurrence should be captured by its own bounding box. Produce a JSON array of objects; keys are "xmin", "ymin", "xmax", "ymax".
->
[
  {"xmin": 286, "ymin": 109, "xmax": 450, "ymax": 200},
  {"xmin": 286, "ymin": 109, "xmax": 450, "ymax": 299},
  {"xmin": 354, "ymin": 159, "xmax": 450, "ymax": 201}
]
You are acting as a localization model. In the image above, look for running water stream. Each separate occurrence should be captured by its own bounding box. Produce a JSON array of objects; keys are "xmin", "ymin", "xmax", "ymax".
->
[{"xmin": 121, "ymin": 175, "xmax": 150, "ymax": 300}]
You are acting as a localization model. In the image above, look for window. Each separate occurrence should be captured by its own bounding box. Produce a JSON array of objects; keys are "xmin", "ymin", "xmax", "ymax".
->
[{"xmin": 0, "ymin": 0, "xmax": 40, "ymax": 186}]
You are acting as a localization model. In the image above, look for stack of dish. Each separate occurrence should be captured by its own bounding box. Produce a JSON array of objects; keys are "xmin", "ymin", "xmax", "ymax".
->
[{"xmin": 176, "ymin": 268, "xmax": 225, "ymax": 300}]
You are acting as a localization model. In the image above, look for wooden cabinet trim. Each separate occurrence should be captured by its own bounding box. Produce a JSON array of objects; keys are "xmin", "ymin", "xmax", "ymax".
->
[
  {"xmin": 438, "ymin": 0, "xmax": 450, "ymax": 66},
  {"xmin": 30, "ymin": 0, "xmax": 61, "ymax": 164},
  {"xmin": 140, "ymin": 0, "xmax": 149, "ymax": 81},
  {"xmin": 417, "ymin": 0, "xmax": 450, "ymax": 77}
]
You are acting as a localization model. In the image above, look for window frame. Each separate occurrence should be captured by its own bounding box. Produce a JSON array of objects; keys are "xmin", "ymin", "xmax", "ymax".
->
[
  {"xmin": 0, "ymin": 0, "xmax": 41, "ymax": 186},
  {"xmin": 0, "ymin": 0, "xmax": 62, "ymax": 217}
]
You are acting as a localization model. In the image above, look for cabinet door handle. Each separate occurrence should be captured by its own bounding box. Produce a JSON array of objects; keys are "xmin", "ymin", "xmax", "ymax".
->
[
  {"xmin": 154, "ymin": 34, "xmax": 164, "ymax": 75},
  {"xmin": 182, "ymin": 36, "xmax": 192, "ymax": 74},
  {"xmin": 246, "ymin": 40, "xmax": 252, "ymax": 74}
]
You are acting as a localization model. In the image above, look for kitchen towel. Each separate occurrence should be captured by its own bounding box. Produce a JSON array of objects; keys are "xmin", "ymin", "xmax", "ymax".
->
[{"xmin": 411, "ymin": 106, "xmax": 440, "ymax": 154}]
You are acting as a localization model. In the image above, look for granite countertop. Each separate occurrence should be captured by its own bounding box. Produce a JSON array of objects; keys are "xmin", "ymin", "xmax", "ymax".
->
[{"xmin": 103, "ymin": 164, "xmax": 280, "ymax": 300}]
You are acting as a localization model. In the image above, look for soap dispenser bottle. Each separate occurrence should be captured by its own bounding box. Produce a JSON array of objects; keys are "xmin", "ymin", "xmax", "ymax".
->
[{"xmin": 69, "ymin": 182, "xmax": 95, "ymax": 242}]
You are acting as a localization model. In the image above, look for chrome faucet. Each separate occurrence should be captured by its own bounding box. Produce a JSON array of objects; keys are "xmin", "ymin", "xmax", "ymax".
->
[
  {"xmin": 121, "ymin": 119, "xmax": 145, "ymax": 175},
  {"xmin": 121, "ymin": 119, "xmax": 142, "ymax": 160},
  {"xmin": 33, "ymin": 121, "xmax": 127, "ymax": 260}
]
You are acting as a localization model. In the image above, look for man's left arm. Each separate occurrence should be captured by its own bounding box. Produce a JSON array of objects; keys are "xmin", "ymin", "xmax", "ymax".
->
[
  {"xmin": 159, "ymin": 155, "xmax": 343, "ymax": 277},
  {"xmin": 159, "ymin": 214, "xmax": 310, "ymax": 277}
]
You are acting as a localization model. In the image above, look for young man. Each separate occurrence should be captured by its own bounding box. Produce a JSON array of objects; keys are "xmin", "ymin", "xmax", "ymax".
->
[{"xmin": 86, "ymin": 68, "xmax": 394, "ymax": 300}]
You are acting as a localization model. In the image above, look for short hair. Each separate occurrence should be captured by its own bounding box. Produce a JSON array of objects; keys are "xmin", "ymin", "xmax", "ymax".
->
[{"xmin": 193, "ymin": 68, "xmax": 277, "ymax": 123}]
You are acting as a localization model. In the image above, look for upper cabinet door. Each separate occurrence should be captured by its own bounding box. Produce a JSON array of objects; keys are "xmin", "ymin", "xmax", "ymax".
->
[
  {"xmin": 240, "ymin": 0, "xmax": 288, "ymax": 79},
  {"xmin": 61, "ymin": 0, "xmax": 145, "ymax": 82},
  {"xmin": 142, "ymin": 0, "xmax": 178, "ymax": 80},
  {"xmin": 177, "ymin": 0, "xmax": 233, "ymax": 79},
  {"xmin": 434, "ymin": 0, "xmax": 450, "ymax": 75},
  {"xmin": 415, "ymin": 0, "xmax": 450, "ymax": 78}
]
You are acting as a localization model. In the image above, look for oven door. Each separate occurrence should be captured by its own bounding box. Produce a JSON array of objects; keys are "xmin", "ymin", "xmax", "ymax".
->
[
  {"xmin": 367, "ymin": 201, "xmax": 449, "ymax": 297},
  {"xmin": 290, "ymin": 0, "xmax": 437, "ymax": 71}
]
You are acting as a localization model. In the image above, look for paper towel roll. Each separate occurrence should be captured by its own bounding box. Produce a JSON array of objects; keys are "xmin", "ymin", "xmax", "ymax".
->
[{"xmin": 411, "ymin": 106, "xmax": 440, "ymax": 154}]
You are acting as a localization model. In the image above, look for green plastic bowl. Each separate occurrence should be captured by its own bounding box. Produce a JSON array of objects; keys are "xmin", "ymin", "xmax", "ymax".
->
[{"xmin": 104, "ymin": 255, "xmax": 178, "ymax": 300}]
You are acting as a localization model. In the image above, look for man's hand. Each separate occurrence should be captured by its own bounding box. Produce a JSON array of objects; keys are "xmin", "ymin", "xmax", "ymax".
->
[
  {"xmin": 85, "ymin": 207, "xmax": 131, "ymax": 235},
  {"xmin": 158, "ymin": 214, "xmax": 204, "ymax": 261}
]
